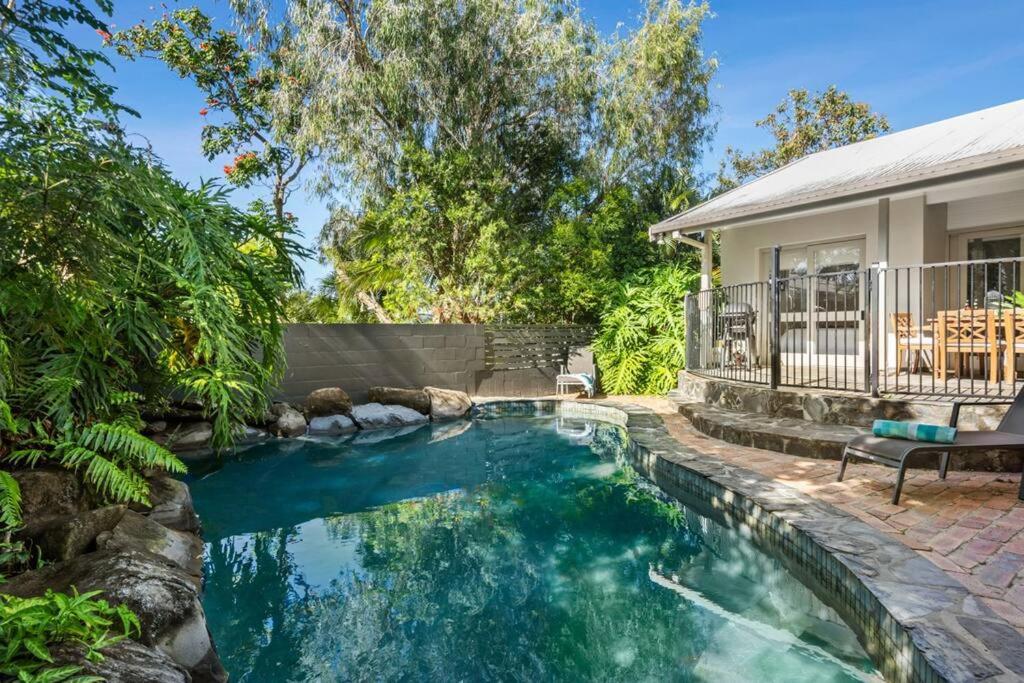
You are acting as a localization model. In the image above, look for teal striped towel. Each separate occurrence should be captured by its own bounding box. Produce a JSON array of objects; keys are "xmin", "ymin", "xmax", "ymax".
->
[{"xmin": 872, "ymin": 420, "xmax": 957, "ymax": 443}]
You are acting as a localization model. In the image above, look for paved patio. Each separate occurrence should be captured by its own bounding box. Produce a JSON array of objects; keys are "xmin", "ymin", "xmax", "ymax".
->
[{"xmin": 599, "ymin": 395, "xmax": 1024, "ymax": 634}]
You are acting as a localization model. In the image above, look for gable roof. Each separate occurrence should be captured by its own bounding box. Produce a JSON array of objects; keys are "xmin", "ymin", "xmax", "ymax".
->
[{"xmin": 650, "ymin": 98, "xmax": 1024, "ymax": 236}]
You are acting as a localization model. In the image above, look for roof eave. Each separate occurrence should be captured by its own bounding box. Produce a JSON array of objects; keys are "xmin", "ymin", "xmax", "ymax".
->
[{"xmin": 650, "ymin": 151, "xmax": 1024, "ymax": 238}]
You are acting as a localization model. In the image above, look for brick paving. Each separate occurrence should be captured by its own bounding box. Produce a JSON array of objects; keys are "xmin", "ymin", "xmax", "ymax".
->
[{"xmin": 598, "ymin": 396, "xmax": 1024, "ymax": 635}]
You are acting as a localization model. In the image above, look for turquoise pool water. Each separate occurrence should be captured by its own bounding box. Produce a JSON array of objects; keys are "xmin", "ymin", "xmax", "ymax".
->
[{"xmin": 189, "ymin": 415, "xmax": 879, "ymax": 682}]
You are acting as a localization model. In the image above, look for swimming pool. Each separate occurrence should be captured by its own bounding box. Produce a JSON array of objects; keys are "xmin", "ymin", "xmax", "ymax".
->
[{"xmin": 188, "ymin": 413, "xmax": 879, "ymax": 682}]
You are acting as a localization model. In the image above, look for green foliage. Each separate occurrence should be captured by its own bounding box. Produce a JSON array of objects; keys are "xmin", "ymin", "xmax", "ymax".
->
[
  {"xmin": 9, "ymin": 424, "xmax": 185, "ymax": 507},
  {"xmin": 718, "ymin": 85, "xmax": 890, "ymax": 191},
  {"xmin": 593, "ymin": 265, "xmax": 701, "ymax": 394},
  {"xmin": 111, "ymin": 6, "xmax": 315, "ymax": 220},
  {"xmin": 0, "ymin": 588, "xmax": 140, "ymax": 682},
  {"xmin": 1, "ymin": 0, "xmax": 304, "ymax": 529},
  {"xmin": 0, "ymin": 471, "xmax": 22, "ymax": 530},
  {"xmin": 229, "ymin": 0, "xmax": 715, "ymax": 323}
]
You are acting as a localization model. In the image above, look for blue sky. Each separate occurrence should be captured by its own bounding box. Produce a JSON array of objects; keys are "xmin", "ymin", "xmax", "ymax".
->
[{"xmin": 81, "ymin": 0, "xmax": 1024, "ymax": 284}]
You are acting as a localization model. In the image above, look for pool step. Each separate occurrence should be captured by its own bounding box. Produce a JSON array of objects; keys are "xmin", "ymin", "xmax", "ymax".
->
[{"xmin": 676, "ymin": 402, "xmax": 868, "ymax": 461}]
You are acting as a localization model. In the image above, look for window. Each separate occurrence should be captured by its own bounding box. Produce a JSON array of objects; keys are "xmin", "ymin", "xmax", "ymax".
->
[{"xmin": 966, "ymin": 234, "xmax": 1022, "ymax": 307}]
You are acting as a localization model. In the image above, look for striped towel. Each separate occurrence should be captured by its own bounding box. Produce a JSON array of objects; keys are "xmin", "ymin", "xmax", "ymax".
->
[{"xmin": 872, "ymin": 420, "xmax": 957, "ymax": 444}]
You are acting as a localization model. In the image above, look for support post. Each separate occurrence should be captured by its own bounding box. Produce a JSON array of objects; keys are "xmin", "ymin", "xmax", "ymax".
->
[
  {"xmin": 700, "ymin": 230, "xmax": 713, "ymax": 291},
  {"xmin": 866, "ymin": 264, "xmax": 880, "ymax": 397},
  {"xmin": 769, "ymin": 245, "xmax": 782, "ymax": 390}
]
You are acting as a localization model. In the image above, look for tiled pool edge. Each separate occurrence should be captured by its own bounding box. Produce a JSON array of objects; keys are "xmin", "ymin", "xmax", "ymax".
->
[{"xmin": 474, "ymin": 399, "xmax": 1024, "ymax": 683}]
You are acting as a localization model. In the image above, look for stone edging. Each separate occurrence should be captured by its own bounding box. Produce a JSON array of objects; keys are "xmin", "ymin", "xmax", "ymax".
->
[{"xmin": 475, "ymin": 399, "xmax": 1024, "ymax": 683}]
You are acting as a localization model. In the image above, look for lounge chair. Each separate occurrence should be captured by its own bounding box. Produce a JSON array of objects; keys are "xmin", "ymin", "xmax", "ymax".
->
[
  {"xmin": 838, "ymin": 388, "xmax": 1024, "ymax": 505},
  {"xmin": 556, "ymin": 364, "xmax": 595, "ymax": 398}
]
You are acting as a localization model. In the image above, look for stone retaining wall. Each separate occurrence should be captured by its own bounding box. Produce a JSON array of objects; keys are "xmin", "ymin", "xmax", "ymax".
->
[{"xmin": 279, "ymin": 324, "xmax": 594, "ymax": 403}]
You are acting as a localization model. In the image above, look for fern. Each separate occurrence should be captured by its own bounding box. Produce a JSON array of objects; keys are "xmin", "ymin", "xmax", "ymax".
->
[
  {"xmin": 0, "ymin": 471, "xmax": 21, "ymax": 530},
  {"xmin": 3, "ymin": 423, "xmax": 185, "ymax": 512}
]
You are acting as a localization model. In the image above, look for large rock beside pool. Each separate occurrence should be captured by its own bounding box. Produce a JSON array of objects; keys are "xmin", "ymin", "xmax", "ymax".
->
[
  {"xmin": 351, "ymin": 403, "xmax": 429, "ymax": 430},
  {"xmin": 305, "ymin": 387, "xmax": 353, "ymax": 417},
  {"xmin": 270, "ymin": 403, "xmax": 307, "ymax": 437},
  {"xmin": 308, "ymin": 414, "xmax": 358, "ymax": 436},
  {"xmin": 168, "ymin": 421, "xmax": 213, "ymax": 451},
  {"xmin": 4, "ymin": 548, "xmax": 227, "ymax": 682},
  {"xmin": 12, "ymin": 468, "xmax": 87, "ymax": 522},
  {"xmin": 425, "ymin": 387, "xmax": 472, "ymax": 420},
  {"xmin": 133, "ymin": 475, "xmax": 201, "ymax": 534},
  {"xmin": 368, "ymin": 386, "xmax": 431, "ymax": 414},
  {"xmin": 25, "ymin": 505, "xmax": 127, "ymax": 562},
  {"xmin": 50, "ymin": 640, "xmax": 189, "ymax": 683},
  {"xmin": 98, "ymin": 510, "xmax": 204, "ymax": 581}
]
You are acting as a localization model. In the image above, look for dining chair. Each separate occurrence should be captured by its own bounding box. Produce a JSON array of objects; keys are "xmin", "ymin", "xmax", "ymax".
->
[
  {"xmin": 892, "ymin": 312, "xmax": 934, "ymax": 373},
  {"xmin": 934, "ymin": 309, "xmax": 1001, "ymax": 384},
  {"xmin": 1003, "ymin": 309, "xmax": 1024, "ymax": 384}
]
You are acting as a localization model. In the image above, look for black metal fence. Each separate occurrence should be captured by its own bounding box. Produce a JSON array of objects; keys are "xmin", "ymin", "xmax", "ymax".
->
[{"xmin": 685, "ymin": 249, "xmax": 1024, "ymax": 399}]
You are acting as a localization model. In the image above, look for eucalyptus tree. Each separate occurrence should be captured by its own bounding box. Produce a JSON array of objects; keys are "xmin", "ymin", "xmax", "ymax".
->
[
  {"xmin": 232, "ymin": 0, "xmax": 716, "ymax": 322},
  {"xmin": 718, "ymin": 86, "xmax": 890, "ymax": 191}
]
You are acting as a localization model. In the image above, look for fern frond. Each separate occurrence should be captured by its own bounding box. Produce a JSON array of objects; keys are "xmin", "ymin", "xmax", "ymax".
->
[
  {"xmin": 0, "ymin": 470, "xmax": 22, "ymax": 529},
  {"xmin": 81, "ymin": 454, "xmax": 150, "ymax": 505},
  {"xmin": 78, "ymin": 424, "xmax": 185, "ymax": 474}
]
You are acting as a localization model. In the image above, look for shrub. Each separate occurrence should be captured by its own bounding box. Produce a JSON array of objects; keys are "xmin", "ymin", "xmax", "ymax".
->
[
  {"xmin": 0, "ymin": 588, "xmax": 141, "ymax": 681},
  {"xmin": 593, "ymin": 265, "xmax": 701, "ymax": 395}
]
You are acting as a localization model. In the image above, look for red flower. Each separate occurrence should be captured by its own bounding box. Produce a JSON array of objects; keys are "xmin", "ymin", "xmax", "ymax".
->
[
  {"xmin": 223, "ymin": 165, "xmax": 235, "ymax": 175},
  {"xmin": 96, "ymin": 28, "xmax": 112, "ymax": 41},
  {"xmin": 199, "ymin": 108, "xmax": 208, "ymax": 116},
  {"xmin": 207, "ymin": 98, "xmax": 220, "ymax": 106},
  {"xmin": 200, "ymin": 42, "xmax": 208, "ymax": 50}
]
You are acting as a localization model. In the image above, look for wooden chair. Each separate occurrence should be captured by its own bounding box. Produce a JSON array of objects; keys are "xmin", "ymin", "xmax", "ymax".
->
[
  {"xmin": 1003, "ymin": 309, "xmax": 1024, "ymax": 383},
  {"xmin": 934, "ymin": 309, "xmax": 1001, "ymax": 385},
  {"xmin": 892, "ymin": 313, "xmax": 934, "ymax": 373}
]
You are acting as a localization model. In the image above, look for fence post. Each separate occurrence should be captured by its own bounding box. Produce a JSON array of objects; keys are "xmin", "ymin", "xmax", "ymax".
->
[
  {"xmin": 769, "ymin": 245, "xmax": 782, "ymax": 390},
  {"xmin": 867, "ymin": 263, "xmax": 881, "ymax": 398},
  {"xmin": 684, "ymin": 293, "xmax": 699, "ymax": 371}
]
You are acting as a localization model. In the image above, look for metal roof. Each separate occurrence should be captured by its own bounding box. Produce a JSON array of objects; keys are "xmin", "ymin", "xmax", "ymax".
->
[{"xmin": 651, "ymin": 98, "xmax": 1024, "ymax": 236}]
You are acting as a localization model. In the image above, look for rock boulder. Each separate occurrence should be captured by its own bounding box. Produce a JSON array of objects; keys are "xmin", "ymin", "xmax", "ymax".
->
[
  {"xmin": 271, "ymin": 405, "xmax": 307, "ymax": 437},
  {"xmin": 168, "ymin": 421, "xmax": 213, "ymax": 451},
  {"xmin": 26, "ymin": 505, "xmax": 127, "ymax": 562},
  {"xmin": 12, "ymin": 468, "xmax": 86, "ymax": 523},
  {"xmin": 5, "ymin": 548, "xmax": 226, "ymax": 682},
  {"xmin": 304, "ymin": 387, "xmax": 353, "ymax": 417},
  {"xmin": 367, "ymin": 387, "xmax": 431, "ymax": 415},
  {"xmin": 133, "ymin": 476, "xmax": 201, "ymax": 534},
  {"xmin": 351, "ymin": 403, "xmax": 429, "ymax": 431},
  {"xmin": 425, "ymin": 387, "xmax": 473, "ymax": 420},
  {"xmin": 98, "ymin": 510, "xmax": 204, "ymax": 580},
  {"xmin": 50, "ymin": 640, "xmax": 189, "ymax": 683},
  {"xmin": 307, "ymin": 414, "xmax": 358, "ymax": 436}
]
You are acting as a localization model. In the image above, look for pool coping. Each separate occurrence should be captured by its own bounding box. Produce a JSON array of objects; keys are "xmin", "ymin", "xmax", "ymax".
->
[{"xmin": 473, "ymin": 399, "xmax": 1024, "ymax": 683}]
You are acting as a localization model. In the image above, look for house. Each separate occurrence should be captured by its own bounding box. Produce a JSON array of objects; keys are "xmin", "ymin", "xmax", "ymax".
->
[{"xmin": 651, "ymin": 99, "xmax": 1024, "ymax": 398}]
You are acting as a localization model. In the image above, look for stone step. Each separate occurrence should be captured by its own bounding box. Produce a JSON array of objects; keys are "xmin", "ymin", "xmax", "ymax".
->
[{"xmin": 677, "ymin": 402, "xmax": 868, "ymax": 461}]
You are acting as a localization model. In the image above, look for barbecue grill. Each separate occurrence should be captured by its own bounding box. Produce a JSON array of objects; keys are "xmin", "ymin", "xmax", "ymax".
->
[{"xmin": 719, "ymin": 302, "xmax": 758, "ymax": 370}]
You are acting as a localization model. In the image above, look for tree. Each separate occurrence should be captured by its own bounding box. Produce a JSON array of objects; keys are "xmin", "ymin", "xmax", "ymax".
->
[
  {"xmin": 111, "ymin": 7, "xmax": 394, "ymax": 322},
  {"xmin": 1, "ymin": 0, "xmax": 304, "ymax": 518},
  {"xmin": 718, "ymin": 85, "xmax": 889, "ymax": 191},
  {"xmin": 234, "ymin": 0, "xmax": 715, "ymax": 323}
]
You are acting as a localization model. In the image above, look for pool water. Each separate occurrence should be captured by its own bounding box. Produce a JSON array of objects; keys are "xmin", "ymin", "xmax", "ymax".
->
[{"xmin": 189, "ymin": 415, "xmax": 879, "ymax": 682}]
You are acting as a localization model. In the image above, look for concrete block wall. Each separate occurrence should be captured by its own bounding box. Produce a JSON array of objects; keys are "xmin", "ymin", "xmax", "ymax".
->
[{"xmin": 277, "ymin": 323, "xmax": 592, "ymax": 404}]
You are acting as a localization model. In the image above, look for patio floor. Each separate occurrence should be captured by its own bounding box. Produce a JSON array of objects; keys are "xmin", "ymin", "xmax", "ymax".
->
[{"xmin": 597, "ymin": 395, "xmax": 1024, "ymax": 634}]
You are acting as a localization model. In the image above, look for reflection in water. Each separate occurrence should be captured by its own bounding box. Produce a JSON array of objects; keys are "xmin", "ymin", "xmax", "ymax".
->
[{"xmin": 192, "ymin": 417, "xmax": 879, "ymax": 682}]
